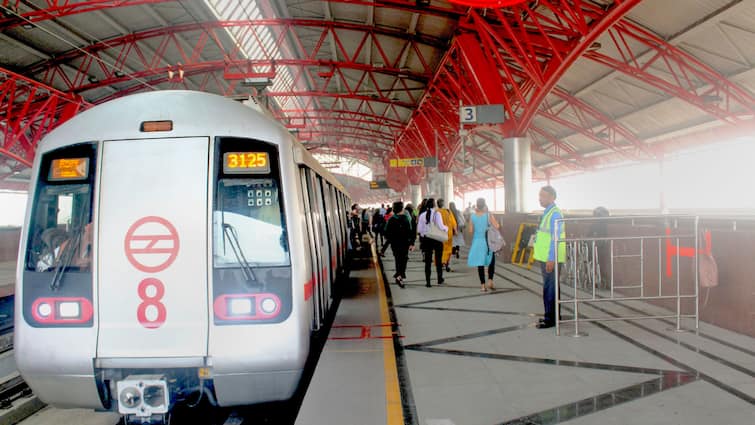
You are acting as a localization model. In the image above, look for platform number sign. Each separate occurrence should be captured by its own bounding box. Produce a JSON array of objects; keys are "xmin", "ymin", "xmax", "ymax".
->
[{"xmin": 460, "ymin": 106, "xmax": 477, "ymax": 123}]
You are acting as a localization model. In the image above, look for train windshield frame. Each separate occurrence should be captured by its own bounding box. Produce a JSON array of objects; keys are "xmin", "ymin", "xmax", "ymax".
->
[{"xmin": 213, "ymin": 137, "xmax": 290, "ymax": 269}]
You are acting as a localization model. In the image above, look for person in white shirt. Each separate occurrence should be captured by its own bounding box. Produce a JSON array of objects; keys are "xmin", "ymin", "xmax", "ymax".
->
[{"xmin": 417, "ymin": 198, "xmax": 448, "ymax": 287}]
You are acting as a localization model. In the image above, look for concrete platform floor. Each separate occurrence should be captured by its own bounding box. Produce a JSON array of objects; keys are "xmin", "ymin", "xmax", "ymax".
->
[{"xmin": 381, "ymin": 246, "xmax": 755, "ymax": 425}]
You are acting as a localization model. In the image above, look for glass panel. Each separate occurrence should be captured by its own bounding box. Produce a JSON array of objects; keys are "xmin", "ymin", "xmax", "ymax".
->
[
  {"xmin": 213, "ymin": 178, "xmax": 290, "ymax": 267},
  {"xmin": 27, "ymin": 184, "xmax": 93, "ymax": 272}
]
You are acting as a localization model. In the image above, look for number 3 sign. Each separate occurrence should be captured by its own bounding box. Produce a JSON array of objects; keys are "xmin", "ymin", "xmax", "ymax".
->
[{"xmin": 460, "ymin": 106, "xmax": 477, "ymax": 123}]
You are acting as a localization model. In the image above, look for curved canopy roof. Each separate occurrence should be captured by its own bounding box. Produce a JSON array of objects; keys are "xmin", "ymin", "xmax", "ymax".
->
[{"xmin": 1, "ymin": 0, "xmax": 754, "ymax": 198}]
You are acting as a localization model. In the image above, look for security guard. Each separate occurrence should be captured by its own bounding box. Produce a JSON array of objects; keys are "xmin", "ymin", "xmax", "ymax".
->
[{"xmin": 533, "ymin": 185, "xmax": 566, "ymax": 329}]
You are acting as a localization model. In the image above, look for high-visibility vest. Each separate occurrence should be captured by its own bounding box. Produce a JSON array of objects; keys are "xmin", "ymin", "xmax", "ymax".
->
[{"xmin": 533, "ymin": 205, "xmax": 566, "ymax": 263}]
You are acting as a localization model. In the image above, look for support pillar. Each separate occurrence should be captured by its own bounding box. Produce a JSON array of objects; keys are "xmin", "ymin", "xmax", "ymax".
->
[
  {"xmin": 438, "ymin": 172, "xmax": 454, "ymax": 205},
  {"xmin": 503, "ymin": 137, "xmax": 532, "ymax": 213},
  {"xmin": 410, "ymin": 184, "xmax": 422, "ymax": 208}
]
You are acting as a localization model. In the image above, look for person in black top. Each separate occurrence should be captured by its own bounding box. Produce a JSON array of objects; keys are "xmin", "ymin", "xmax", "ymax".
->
[
  {"xmin": 372, "ymin": 207, "xmax": 386, "ymax": 248},
  {"xmin": 384, "ymin": 201, "xmax": 415, "ymax": 288}
]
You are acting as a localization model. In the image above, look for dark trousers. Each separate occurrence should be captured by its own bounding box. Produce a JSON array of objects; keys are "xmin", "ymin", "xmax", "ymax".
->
[
  {"xmin": 392, "ymin": 245, "xmax": 409, "ymax": 279},
  {"xmin": 477, "ymin": 254, "xmax": 496, "ymax": 283},
  {"xmin": 423, "ymin": 239, "xmax": 444, "ymax": 285},
  {"xmin": 540, "ymin": 262, "xmax": 562, "ymax": 324}
]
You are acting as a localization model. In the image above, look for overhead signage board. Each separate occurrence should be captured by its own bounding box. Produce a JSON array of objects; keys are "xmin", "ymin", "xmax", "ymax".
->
[
  {"xmin": 370, "ymin": 180, "xmax": 389, "ymax": 189},
  {"xmin": 460, "ymin": 104, "xmax": 506, "ymax": 124},
  {"xmin": 389, "ymin": 157, "xmax": 438, "ymax": 168}
]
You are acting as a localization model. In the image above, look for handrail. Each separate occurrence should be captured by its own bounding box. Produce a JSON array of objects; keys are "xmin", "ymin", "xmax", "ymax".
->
[{"xmin": 553, "ymin": 215, "xmax": 700, "ymax": 336}]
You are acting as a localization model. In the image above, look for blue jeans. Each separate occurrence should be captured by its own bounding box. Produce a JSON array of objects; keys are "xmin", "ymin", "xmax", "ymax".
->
[{"xmin": 540, "ymin": 262, "xmax": 562, "ymax": 324}]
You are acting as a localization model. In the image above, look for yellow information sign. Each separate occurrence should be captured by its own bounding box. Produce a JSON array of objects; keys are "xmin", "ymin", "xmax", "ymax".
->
[{"xmin": 389, "ymin": 157, "xmax": 425, "ymax": 167}]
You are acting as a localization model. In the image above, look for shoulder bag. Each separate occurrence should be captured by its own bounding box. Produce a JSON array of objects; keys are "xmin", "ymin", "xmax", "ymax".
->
[
  {"xmin": 486, "ymin": 214, "xmax": 505, "ymax": 252},
  {"xmin": 424, "ymin": 211, "xmax": 448, "ymax": 243}
]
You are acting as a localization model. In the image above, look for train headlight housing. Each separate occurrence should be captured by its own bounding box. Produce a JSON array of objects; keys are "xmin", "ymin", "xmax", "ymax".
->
[
  {"xmin": 261, "ymin": 297, "xmax": 277, "ymax": 314},
  {"xmin": 228, "ymin": 298, "xmax": 253, "ymax": 316}
]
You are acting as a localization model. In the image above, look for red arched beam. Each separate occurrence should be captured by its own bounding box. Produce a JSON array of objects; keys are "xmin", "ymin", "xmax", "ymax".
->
[
  {"xmin": 0, "ymin": 0, "xmax": 463, "ymax": 31},
  {"xmin": 0, "ymin": 0, "xmax": 174, "ymax": 31},
  {"xmin": 0, "ymin": 66, "xmax": 89, "ymax": 166},
  {"xmin": 583, "ymin": 20, "xmax": 755, "ymax": 125}
]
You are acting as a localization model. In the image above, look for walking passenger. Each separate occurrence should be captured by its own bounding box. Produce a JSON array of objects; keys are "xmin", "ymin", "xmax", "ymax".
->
[
  {"xmin": 449, "ymin": 201, "xmax": 465, "ymax": 259},
  {"xmin": 373, "ymin": 207, "xmax": 385, "ymax": 248},
  {"xmin": 417, "ymin": 198, "xmax": 447, "ymax": 287},
  {"xmin": 533, "ymin": 185, "xmax": 566, "ymax": 329},
  {"xmin": 466, "ymin": 198, "xmax": 500, "ymax": 292},
  {"xmin": 384, "ymin": 201, "xmax": 415, "ymax": 288},
  {"xmin": 436, "ymin": 199, "xmax": 457, "ymax": 272}
]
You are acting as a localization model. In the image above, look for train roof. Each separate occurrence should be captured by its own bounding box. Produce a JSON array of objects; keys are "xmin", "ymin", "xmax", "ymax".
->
[{"xmin": 37, "ymin": 90, "xmax": 348, "ymax": 196}]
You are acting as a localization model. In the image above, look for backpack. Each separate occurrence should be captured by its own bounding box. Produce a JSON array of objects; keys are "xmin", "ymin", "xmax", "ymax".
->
[{"xmin": 386, "ymin": 214, "xmax": 411, "ymax": 244}]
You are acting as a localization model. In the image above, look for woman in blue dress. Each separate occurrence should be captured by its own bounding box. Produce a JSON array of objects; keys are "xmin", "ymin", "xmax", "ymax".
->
[{"xmin": 467, "ymin": 198, "xmax": 501, "ymax": 292}]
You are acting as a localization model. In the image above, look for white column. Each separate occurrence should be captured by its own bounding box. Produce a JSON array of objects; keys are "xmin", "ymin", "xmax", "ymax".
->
[
  {"xmin": 410, "ymin": 184, "xmax": 422, "ymax": 207},
  {"xmin": 503, "ymin": 137, "xmax": 532, "ymax": 213},
  {"xmin": 438, "ymin": 172, "xmax": 454, "ymax": 205}
]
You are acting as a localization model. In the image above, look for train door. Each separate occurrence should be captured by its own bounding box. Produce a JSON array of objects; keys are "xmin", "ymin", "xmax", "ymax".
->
[
  {"xmin": 316, "ymin": 178, "xmax": 333, "ymax": 303},
  {"xmin": 329, "ymin": 185, "xmax": 343, "ymax": 274},
  {"xmin": 305, "ymin": 170, "xmax": 327, "ymax": 326},
  {"xmin": 299, "ymin": 168, "xmax": 321, "ymax": 330},
  {"xmin": 96, "ymin": 138, "xmax": 209, "ymax": 358},
  {"xmin": 321, "ymin": 183, "xmax": 337, "ymax": 289}
]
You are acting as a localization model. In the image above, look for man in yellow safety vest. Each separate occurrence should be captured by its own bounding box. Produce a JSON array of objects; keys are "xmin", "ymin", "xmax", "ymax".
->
[{"xmin": 533, "ymin": 185, "xmax": 566, "ymax": 329}]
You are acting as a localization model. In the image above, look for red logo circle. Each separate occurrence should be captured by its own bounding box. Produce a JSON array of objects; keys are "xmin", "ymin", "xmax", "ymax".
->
[{"xmin": 124, "ymin": 216, "xmax": 180, "ymax": 273}]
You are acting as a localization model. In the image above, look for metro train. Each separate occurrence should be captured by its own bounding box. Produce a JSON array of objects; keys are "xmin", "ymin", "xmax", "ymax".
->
[{"xmin": 15, "ymin": 90, "xmax": 350, "ymax": 424}]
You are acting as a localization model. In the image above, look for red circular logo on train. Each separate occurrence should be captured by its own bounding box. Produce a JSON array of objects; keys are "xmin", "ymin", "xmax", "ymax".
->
[{"xmin": 124, "ymin": 216, "xmax": 180, "ymax": 273}]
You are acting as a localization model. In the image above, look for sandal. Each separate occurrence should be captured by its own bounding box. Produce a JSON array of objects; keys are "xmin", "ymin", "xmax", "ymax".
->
[
  {"xmin": 480, "ymin": 284, "xmax": 488, "ymax": 292},
  {"xmin": 487, "ymin": 279, "xmax": 495, "ymax": 290}
]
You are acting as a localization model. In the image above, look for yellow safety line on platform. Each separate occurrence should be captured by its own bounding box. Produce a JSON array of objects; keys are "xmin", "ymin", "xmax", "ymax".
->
[{"xmin": 373, "ymin": 249, "xmax": 404, "ymax": 425}]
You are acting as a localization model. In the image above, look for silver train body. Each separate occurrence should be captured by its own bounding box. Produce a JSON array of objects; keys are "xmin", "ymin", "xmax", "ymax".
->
[{"xmin": 14, "ymin": 91, "xmax": 349, "ymax": 421}]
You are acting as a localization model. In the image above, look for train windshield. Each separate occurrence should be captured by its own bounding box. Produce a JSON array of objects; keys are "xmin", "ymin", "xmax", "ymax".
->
[
  {"xmin": 213, "ymin": 178, "xmax": 290, "ymax": 267},
  {"xmin": 26, "ymin": 144, "xmax": 96, "ymax": 274}
]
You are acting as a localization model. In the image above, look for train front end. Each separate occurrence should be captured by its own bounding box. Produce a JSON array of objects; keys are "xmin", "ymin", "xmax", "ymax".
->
[{"xmin": 14, "ymin": 91, "xmax": 310, "ymax": 423}]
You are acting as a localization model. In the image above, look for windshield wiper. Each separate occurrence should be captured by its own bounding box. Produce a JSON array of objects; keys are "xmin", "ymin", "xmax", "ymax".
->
[
  {"xmin": 222, "ymin": 223, "xmax": 257, "ymax": 282},
  {"xmin": 50, "ymin": 225, "xmax": 85, "ymax": 290}
]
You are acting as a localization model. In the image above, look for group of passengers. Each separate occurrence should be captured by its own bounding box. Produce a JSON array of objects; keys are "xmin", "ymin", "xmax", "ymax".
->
[
  {"xmin": 364, "ymin": 185, "xmax": 565, "ymax": 330},
  {"xmin": 362, "ymin": 196, "xmax": 499, "ymax": 291}
]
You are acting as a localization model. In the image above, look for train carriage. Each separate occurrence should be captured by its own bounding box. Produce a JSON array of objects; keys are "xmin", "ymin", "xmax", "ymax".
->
[{"xmin": 14, "ymin": 90, "xmax": 349, "ymax": 424}]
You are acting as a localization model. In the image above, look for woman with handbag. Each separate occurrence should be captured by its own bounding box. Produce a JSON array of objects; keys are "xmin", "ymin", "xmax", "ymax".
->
[
  {"xmin": 467, "ymin": 198, "xmax": 501, "ymax": 292},
  {"xmin": 417, "ymin": 198, "xmax": 448, "ymax": 287}
]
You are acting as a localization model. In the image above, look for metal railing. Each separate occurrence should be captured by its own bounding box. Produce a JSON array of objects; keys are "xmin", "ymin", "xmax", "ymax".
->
[{"xmin": 553, "ymin": 215, "xmax": 700, "ymax": 336}]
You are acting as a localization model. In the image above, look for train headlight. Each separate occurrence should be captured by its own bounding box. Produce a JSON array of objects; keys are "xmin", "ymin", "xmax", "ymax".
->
[
  {"xmin": 37, "ymin": 303, "xmax": 52, "ymax": 318},
  {"xmin": 261, "ymin": 297, "xmax": 277, "ymax": 314},
  {"xmin": 58, "ymin": 301, "xmax": 81, "ymax": 318},
  {"xmin": 228, "ymin": 298, "xmax": 253, "ymax": 316},
  {"xmin": 119, "ymin": 386, "xmax": 141, "ymax": 409}
]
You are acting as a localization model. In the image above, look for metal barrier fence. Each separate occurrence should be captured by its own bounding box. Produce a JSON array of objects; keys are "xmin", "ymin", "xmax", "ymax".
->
[{"xmin": 553, "ymin": 216, "xmax": 700, "ymax": 337}]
